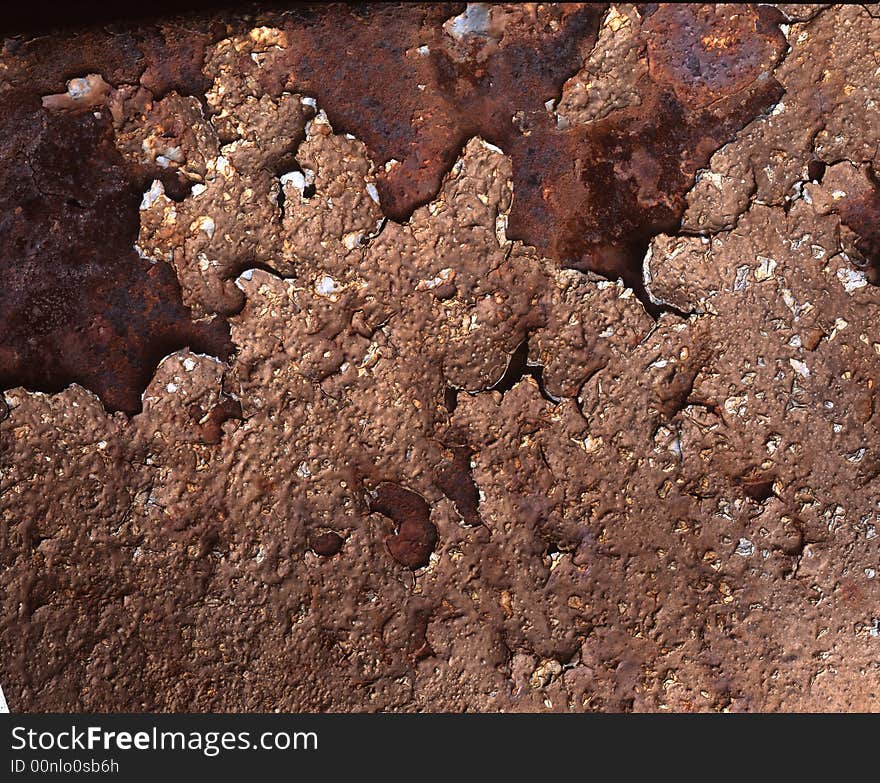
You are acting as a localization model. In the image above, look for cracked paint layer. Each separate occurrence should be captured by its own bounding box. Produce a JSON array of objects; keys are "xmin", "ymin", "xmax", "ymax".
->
[
  {"xmin": 2, "ymin": 2, "xmax": 794, "ymax": 410},
  {"xmin": 2, "ymin": 3, "xmax": 880, "ymax": 714}
]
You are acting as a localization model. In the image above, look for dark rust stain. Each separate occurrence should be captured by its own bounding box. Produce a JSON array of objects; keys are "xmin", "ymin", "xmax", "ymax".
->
[
  {"xmin": 369, "ymin": 482, "xmax": 438, "ymax": 570},
  {"xmin": 256, "ymin": 2, "xmax": 785, "ymax": 303},
  {"xmin": 835, "ymin": 168, "xmax": 880, "ymax": 284},
  {"xmin": 740, "ymin": 476, "xmax": 776, "ymax": 504},
  {"xmin": 0, "ymin": 96, "xmax": 232, "ymax": 414},
  {"xmin": 434, "ymin": 443, "xmax": 481, "ymax": 526},
  {"xmin": 403, "ymin": 601, "xmax": 435, "ymax": 661},
  {"xmin": 506, "ymin": 4, "xmax": 787, "ymax": 299},
  {"xmin": 187, "ymin": 395, "xmax": 243, "ymax": 444},
  {"xmin": 654, "ymin": 363, "xmax": 701, "ymax": 421},
  {"xmin": 309, "ymin": 530, "xmax": 344, "ymax": 557},
  {"xmin": 238, "ymin": 3, "xmax": 604, "ymax": 223}
]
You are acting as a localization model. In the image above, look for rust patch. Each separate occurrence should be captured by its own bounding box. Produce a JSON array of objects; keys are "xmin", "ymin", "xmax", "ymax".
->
[
  {"xmin": 642, "ymin": 3, "xmax": 786, "ymax": 109},
  {"xmin": 836, "ymin": 171, "xmax": 880, "ymax": 284},
  {"xmin": 211, "ymin": 3, "xmax": 604, "ymax": 221},
  {"xmin": 253, "ymin": 2, "xmax": 785, "ymax": 301},
  {"xmin": 309, "ymin": 530, "xmax": 345, "ymax": 557},
  {"xmin": 434, "ymin": 443, "xmax": 481, "ymax": 525},
  {"xmin": 369, "ymin": 482, "xmax": 438, "ymax": 569},
  {"xmin": 506, "ymin": 4, "xmax": 787, "ymax": 297},
  {"xmin": 0, "ymin": 97, "xmax": 232, "ymax": 414}
]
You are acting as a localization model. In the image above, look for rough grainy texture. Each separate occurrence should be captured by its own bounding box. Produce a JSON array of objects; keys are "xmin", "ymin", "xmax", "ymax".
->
[{"xmin": 1, "ymin": 3, "xmax": 880, "ymax": 712}]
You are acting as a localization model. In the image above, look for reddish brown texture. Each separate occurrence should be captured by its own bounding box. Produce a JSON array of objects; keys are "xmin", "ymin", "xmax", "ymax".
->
[
  {"xmin": 811, "ymin": 161, "xmax": 880, "ymax": 284},
  {"xmin": 0, "ymin": 14, "xmax": 246, "ymax": 414},
  {"xmin": 836, "ymin": 169, "xmax": 880, "ymax": 284},
  {"xmin": 255, "ymin": 2, "xmax": 785, "ymax": 300},
  {"xmin": 0, "ymin": 3, "xmax": 795, "ymax": 412},
  {"xmin": 642, "ymin": 3, "xmax": 786, "ymax": 109},
  {"xmin": 136, "ymin": 22, "xmax": 221, "ymax": 98},
  {"xmin": 3, "ymin": 3, "xmax": 880, "ymax": 715},
  {"xmin": 0, "ymin": 97, "xmax": 232, "ymax": 414},
  {"xmin": 434, "ymin": 444, "xmax": 481, "ymax": 526},
  {"xmin": 187, "ymin": 395, "xmax": 243, "ymax": 444},
  {"xmin": 506, "ymin": 4, "xmax": 787, "ymax": 296},
  {"xmin": 369, "ymin": 483, "xmax": 438, "ymax": 570},
  {"xmin": 190, "ymin": 4, "xmax": 603, "ymax": 223},
  {"xmin": 309, "ymin": 531, "xmax": 344, "ymax": 557}
]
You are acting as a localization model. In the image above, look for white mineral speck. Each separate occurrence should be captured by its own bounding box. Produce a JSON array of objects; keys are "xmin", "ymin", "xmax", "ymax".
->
[
  {"xmin": 214, "ymin": 156, "xmax": 232, "ymax": 177},
  {"xmin": 67, "ymin": 77, "xmax": 91, "ymax": 99},
  {"xmin": 733, "ymin": 265, "xmax": 750, "ymax": 291},
  {"xmin": 789, "ymin": 358, "xmax": 810, "ymax": 377},
  {"xmin": 837, "ymin": 267, "xmax": 867, "ymax": 293},
  {"xmin": 342, "ymin": 232, "xmax": 362, "ymax": 250},
  {"xmin": 195, "ymin": 216, "xmax": 215, "ymax": 239},
  {"xmin": 140, "ymin": 180, "xmax": 165, "ymax": 210},
  {"xmin": 735, "ymin": 538, "xmax": 755, "ymax": 557},
  {"xmin": 316, "ymin": 275, "xmax": 338, "ymax": 296},
  {"xmin": 281, "ymin": 170, "xmax": 307, "ymax": 190},
  {"xmin": 447, "ymin": 3, "xmax": 491, "ymax": 39},
  {"xmin": 754, "ymin": 256, "xmax": 777, "ymax": 281}
]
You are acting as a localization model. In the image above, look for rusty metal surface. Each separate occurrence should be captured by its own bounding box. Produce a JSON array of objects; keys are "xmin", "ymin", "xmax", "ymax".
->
[
  {"xmin": 2, "ymin": 3, "xmax": 880, "ymax": 714},
  {"xmin": 0, "ymin": 3, "xmax": 790, "ymax": 411},
  {"xmin": 505, "ymin": 4, "xmax": 787, "ymax": 295},
  {"xmin": 0, "ymin": 95, "xmax": 232, "ymax": 413}
]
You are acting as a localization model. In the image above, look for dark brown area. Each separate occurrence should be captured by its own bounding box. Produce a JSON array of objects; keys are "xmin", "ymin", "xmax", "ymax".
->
[
  {"xmin": 369, "ymin": 483, "xmax": 438, "ymax": 569},
  {"xmin": 0, "ymin": 97, "xmax": 231, "ymax": 414},
  {"xmin": 309, "ymin": 530, "xmax": 344, "ymax": 557}
]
